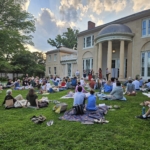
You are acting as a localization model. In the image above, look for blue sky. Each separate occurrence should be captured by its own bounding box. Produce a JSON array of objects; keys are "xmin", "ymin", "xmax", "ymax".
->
[{"xmin": 24, "ymin": 0, "xmax": 150, "ymax": 52}]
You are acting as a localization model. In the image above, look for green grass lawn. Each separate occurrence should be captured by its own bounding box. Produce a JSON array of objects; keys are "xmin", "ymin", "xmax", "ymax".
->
[{"xmin": 0, "ymin": 89, "xmax": 149, "ymax": 150}]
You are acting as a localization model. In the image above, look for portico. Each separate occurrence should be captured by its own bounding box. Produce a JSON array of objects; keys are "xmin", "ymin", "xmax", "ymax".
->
[{"xmin": 95, "ymin": 24, "xmax": 134, "ymax": 80}]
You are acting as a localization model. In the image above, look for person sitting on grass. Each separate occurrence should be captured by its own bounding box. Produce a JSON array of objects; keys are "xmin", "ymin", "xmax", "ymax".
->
[
  {"xmin": 6, "ymin": 79, "xmax": 13, "ymax": 88},
  {"xmin": 104, "ymin": 80, "xmax": 112, "ymax": 92},
  {"xmin": 58, "ymin": 79, "xmax": 66, "ymax": 88},
  {"xmin": 137, "ymin": 107, "xmax": 150, "ymax": 119},
  {"xmin": 89, "ymin": 78, "xmax": 96, "ymax": 89},
  {"xmin": 14, "ymin": 79, "xmax": 22, "ymax": 90},
  {"xmin": 86, "ymin": 90, "xmax": 97, "ymax": 111},
  {"xmin": 73, "ymin": 86, "xmax": 86, "ymax": 106},
  {"xmin": 2, "ymin": 89, "xmax": 16, "ymax": 107},
  {"xmin": 132, "ymin": 77, "xmax": 140, "ymax": 90},
  {"xmin": 126, "ymin": 80, "xmax": 136, "ymax": 96},
  {"xmin": 66, "ymin": 78, "xmax": 72, "ymax": 89},
  {"xmin": 25, "ymin": 89, "xmax": 39, "ymax": 109},
  {"xmin": 80, "ymin": 78, "xmax": 85, "ymax": 86},
  {"xmin": 105, "ymin": 81, "xmax": 123, "ymax": 100},
  {"xmin": 75, "ymin": 82, "xmax": 87, "ymax": 93},
  {"xmin": 71, "ymin": 77, "xmax": 77, "ymax": 87}
]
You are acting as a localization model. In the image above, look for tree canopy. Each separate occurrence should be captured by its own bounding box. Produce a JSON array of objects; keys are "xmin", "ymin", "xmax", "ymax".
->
[
  {"xmin": 0, "ymin": 0, "xmax": 36, "ymax": 60},
  {"xmin": 47, "ymin": 28, "xmax": 79, "ymax": 49},
  {"xmin": 0, "ymin": 0, "xmax": 45, "ymax": 77}
]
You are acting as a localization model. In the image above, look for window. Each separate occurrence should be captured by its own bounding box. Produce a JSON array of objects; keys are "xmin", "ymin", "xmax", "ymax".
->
[
  {"xmin": 86, "ymin": 36, "xmax": 91, "ymax": 47},
  {"xmin": 142, "ymin": 19, "xmax": 150, "ymax": 37},
  {"xmin": 83, "ymin": 35, "xmax": 94, "ymax": 48},
  {"xmin": 49, "ymin": 55, "xmax": 51, "ymax": 61},
  {"xmin": 48, "ymin": 67, "xmax": 51, "ymax": 74},
  {"xmin": 54, "ymin": 54, "xmax": 57, "ymax": 61},
  {"xmin": 142, "ymin": 20, "xmax": 146, "ymax": 36},
  {"xmin": 148, "ymin": 20, "xmax": 150, "ymax": 34},
  {"xmin": 54, "ymin": 67, "xmax": 56, "ymax": 75},
  {"xmin": 148, "ymin": 52, "xmax": 150, "ymax": 76},
  {"xmin": 84, "ymin": 38, "xmax": 85, "ymax": 48},
  {"xmin": 92, "ymin": 35, "xmax": 94, "ymax": 46},
  {"xmin": 83, "ymin": 58, "xmax": 93, "ymax": 73},
  {"xmin": 141, "ymin": 53, "xmax": 145, "ymax": 76}
]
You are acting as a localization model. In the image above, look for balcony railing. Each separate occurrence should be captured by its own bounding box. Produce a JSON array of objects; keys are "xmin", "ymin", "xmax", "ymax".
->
[{"xmin": 61, "ymin": 54, "xmax": 77, "ymax": 61}]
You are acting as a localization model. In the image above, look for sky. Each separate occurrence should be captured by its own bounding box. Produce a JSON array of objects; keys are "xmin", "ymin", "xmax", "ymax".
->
[{"xmin": 23, "ymin": 0, "xmax": 150, "ymax": 52}]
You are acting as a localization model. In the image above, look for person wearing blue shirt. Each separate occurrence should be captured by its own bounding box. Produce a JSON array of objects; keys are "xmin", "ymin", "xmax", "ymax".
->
[
  {"xmin": 104, "ymin": 80, "xmax": 112, "ymax": 92},
  {"xmin": 146, "ymin": 79, "xmax": 150, "ymax": 88},
  {"xmin": 86, "ymin": 90, "xmax": 97, "ymax": 111},
  {"xmin": 71, "ymin": 77, "xmax": 77, "ymax": 87},
  {"xmin": 139, "ymin": 78, "xmax": 144, "ymax": 87}
]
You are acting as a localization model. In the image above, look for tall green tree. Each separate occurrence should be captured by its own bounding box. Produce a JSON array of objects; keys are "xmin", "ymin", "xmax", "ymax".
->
[
  {"xmin": 0, "ymin": 0, "xmax": 36, "ymax": 61},
  {"xmin": 47, "ymin": 28, "xmax": 79, "ymax": 49},
  {"xmin": 11, "ymin": 51, "xmax": 45, "ymax": 76}
]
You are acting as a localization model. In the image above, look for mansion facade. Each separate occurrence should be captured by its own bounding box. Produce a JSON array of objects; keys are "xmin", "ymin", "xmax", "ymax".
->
[{"xmin": 46, "ymin": 9, "xmax": 150, "ymax": 80}]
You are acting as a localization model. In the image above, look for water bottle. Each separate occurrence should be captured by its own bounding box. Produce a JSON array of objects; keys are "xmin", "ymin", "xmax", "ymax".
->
[{"xmin": 142, "ymin": 107, "xmax": 145, "ymax": 115}]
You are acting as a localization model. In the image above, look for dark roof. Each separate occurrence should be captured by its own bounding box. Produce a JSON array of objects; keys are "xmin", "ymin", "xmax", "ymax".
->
[{"xmin": 99, "ymin": 24, "xmax": 132, "ymax": 35}]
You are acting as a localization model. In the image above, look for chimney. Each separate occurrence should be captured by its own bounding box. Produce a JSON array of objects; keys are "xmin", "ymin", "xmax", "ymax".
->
[{"xmin": 88, "ymin": 21, "xmax": 95, "ymax": 30}]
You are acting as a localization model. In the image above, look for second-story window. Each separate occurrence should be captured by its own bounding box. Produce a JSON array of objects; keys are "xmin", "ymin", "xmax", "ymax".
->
[
  {"xmin": 54, "ymin": 54, "xmax": 57, "ymax": 61},
  {"xmin": 49, "ymin": 55, "xmax": 51, "ymax": 61},
  {"xmin": 83, "ymin": 35, "xmax": 94, "ymax": 48},
  {"xmin": 86, "ymin": 36, "xmax": 91, "ymax": 47},
  {"xmin": 142, "ymin": 19, "xmax": 150, "ymax": 37},
  {"xmin": 142, "ymin": 20, "xmax": 146, "ymax": 36}
]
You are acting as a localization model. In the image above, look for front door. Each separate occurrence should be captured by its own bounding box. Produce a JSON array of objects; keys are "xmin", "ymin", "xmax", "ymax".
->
[
  {"xmin": 112, "ymin": 59, "xmax": 119, "ymax": 78},
  {"xmin": 67, "ymin": 64, "xmax": 71, "ymax": 77}
]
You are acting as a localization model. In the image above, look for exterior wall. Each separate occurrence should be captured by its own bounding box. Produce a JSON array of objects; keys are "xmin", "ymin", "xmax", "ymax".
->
[
  {"xmin": 45, "ymin": 52, "xmax": 60, "ymax": 76},
  {"xmin": 45, "ymin": 50, "xmax": 78, "ymax": 78},
  {"xmin": 77, "ymin": 32, "xmax": 97, "ymax": 76},
  {"xmin": 125, "ymin": 16, "xmax": 150, "ymax": 79}
]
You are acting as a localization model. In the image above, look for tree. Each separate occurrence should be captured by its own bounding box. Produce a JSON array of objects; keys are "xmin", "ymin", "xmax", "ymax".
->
[
  {"xmin": 47, "ymin": 28, "xmax": 79, "ymax": 49},
  {"xmin": 0, "ymin": 0, "xmax": 36, "ymax": 61},
  {"xmin": 11, "ymin": 51, "xmax": 45, "ymax": 76}
]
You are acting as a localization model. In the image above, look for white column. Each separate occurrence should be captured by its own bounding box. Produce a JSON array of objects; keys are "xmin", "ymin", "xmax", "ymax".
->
[
  {"xmin": 119, "ymin": 40, "xmax": 125, "ymax": 79},
  {"xmin": 107, "ymin": 41, "xmax": 112, "ymax": 79},
  {"xmin": 98, "ymin": 42, "xmax": 102, "ymax": 69},
  {"xmin": 83, "ymin": 59, "xmax": 86, "ymax": 71},
  {"xmin": 90, "ymin": 58, "xmax": 92, "ymax": 70}
]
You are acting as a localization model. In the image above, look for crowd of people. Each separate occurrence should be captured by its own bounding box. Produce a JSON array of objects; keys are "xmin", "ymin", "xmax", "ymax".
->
[{"xmin": 1, "ymin": 71, "xmax": 150, "ymax": 118}]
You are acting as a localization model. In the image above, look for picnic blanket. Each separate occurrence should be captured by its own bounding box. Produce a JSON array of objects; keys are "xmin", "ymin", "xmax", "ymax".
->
[
  {"xmin": 59, "ymin": 106, "xmax": 108, "ymax": 123},
  {"xmin": 97, "ymin": 93, "xmax": 127, "ymax": 101},
  {"xmin": 142, "ymin": 92, "xmax": 150, "ymax": 97},
  {"xmin": 60, "ymin": 92, "xmax": 91, "ymax": 99}
]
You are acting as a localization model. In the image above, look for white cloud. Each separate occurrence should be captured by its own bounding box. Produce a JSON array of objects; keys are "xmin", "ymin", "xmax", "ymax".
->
[
  {"xmin": 32, "ymin": 8, "xmax": 77, "ymax": 51},
  {"xmin": 97, "ymin": 20, "xmax": 104, "ymax": 26},
  {"xmin": 89, "ymin": 14, "xmax": 104, "ymax": 26},
  {"xmin": 22, "ymin": 0, "xmax": 30, "ymax": 11},
  {"xmin": 132, "ymin": 0, "xmax": 150, "ymax": 12},
  {"xmin": 26, "ymin": 44, "xmax": 41, "ymax": 52}
]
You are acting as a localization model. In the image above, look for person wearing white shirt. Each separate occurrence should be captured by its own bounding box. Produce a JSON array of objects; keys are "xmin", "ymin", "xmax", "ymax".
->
[
  {"xmin": 75, "ymin": 70, "xmax": 80, "ymax": 78},
  {"xmin": 46, "ymin": 82, "xmax": 51, "ymax": 91},
  {"xmin": 80, "ymin": 78, "xmax": 85, "ymax": 86},
  {"xmin": 132, "ymin": 78, "xmax": 140, "ymax": 90}
]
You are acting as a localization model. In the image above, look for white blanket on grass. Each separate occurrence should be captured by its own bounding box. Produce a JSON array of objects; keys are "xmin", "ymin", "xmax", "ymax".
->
[
  {"xmin": 142, "ymin": 93, "xmax": 150, "ymax": 97},
  {"xmin": 60, "ymin": 92, "xmax": 91, "ymax": 99}
]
